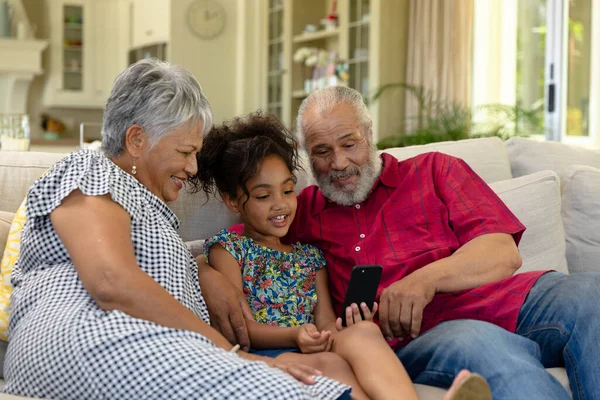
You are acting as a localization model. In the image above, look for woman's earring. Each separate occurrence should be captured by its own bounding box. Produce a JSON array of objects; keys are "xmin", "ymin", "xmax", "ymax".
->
[{"xmin": 132, "ymin": 159, "xmax": 137, "ymax": 175}]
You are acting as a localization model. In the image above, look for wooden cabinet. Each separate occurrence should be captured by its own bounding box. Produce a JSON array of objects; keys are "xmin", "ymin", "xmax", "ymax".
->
[
  {"xmin": 131, "ymin": 0, "xmax": 170, "ymax": 48},
  {"xmin": 43, "ymin": 0, "xmax": 131, "ymax": 109}
]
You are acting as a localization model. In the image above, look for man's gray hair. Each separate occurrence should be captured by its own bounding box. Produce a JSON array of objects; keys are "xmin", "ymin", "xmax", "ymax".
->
[
  {"xmin": 296, "ymin": 86, "xmax": 372, "ymax": 146},
  {"xmin": 101, "ymin": 59, "xmax": 213, "ymax": 158}
]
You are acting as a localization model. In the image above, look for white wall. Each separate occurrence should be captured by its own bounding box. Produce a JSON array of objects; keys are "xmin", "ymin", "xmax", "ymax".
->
[{"xmin": 170, "ymin": 0, "xmax": 262, "ymax": 125}]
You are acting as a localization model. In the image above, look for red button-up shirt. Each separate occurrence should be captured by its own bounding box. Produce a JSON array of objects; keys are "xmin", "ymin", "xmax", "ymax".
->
[{"xmin": 289, "ymin": 152, "xmax": 548, "ymax": 347}]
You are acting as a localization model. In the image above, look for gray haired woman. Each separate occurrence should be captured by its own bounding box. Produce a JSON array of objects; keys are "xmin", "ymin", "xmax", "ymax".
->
[{"xmin": 2, "ymin": 59, "xmax": 351, "ymax": 400}]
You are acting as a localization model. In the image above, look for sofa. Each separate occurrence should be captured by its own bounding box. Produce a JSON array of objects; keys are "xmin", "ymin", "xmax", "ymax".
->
[{"xmin": 2, "ymin": 136, "xmax": 600, "ymax": 399}]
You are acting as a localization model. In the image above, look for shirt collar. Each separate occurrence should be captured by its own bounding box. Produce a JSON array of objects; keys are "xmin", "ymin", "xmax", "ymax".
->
[{"xmin": 312, "ymin": 153, "xmax": 399, "ymax": 215}]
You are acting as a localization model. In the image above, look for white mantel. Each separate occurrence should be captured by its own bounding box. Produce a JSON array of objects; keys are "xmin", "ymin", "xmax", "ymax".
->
[{"xmin": 0, "ymin": 38, "xmax": 48, "ymax": 115}]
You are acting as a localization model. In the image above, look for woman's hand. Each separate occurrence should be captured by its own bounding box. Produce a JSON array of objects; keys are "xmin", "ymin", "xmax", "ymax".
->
[
  {"xmin": 335, "ymin": 302, "xmax": 379, "ymax": 331},
  {"xmin": 296, "ymin": 324, "xmax": 333, "ymax": 353},
  {"xmin": 238, "ymin": 351, "xmax": 322, "ymax": 384},
  {"xmin": 197, "ymin": 255, "xmax": 253, "ymax": 351}
]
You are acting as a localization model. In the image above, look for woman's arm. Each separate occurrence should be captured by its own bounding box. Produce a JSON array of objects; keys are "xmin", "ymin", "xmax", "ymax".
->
[
  {"xmin": 209, "ymin": 245, "xmax": 301, "ymax": 349},
  {"xmin": 313, "ymin": 269, "xmax": 338, "ymax": 333},
  {"xmin": 50, "ymin": 190, "xmax": 232, "ymax": 350}
]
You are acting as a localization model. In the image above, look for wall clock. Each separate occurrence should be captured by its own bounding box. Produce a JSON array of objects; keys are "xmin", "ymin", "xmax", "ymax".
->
[{"xmin": 186, "ymin": 0, "xmax": 226, "ymax": 39}]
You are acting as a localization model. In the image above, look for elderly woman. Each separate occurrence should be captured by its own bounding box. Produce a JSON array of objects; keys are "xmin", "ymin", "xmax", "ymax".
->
[{"xmin": 1, "ymin": 59, "xmax": 351, "ymax": 400}]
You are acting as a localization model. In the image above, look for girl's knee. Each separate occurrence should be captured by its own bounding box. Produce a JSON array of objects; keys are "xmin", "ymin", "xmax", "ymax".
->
[
  {"xmin": 342, "ymin": 321, "xmax": 383, "ymax": 340},
  {"xmin": 334, "ymin": 321, "xmax": 384, "ymax": 353}
]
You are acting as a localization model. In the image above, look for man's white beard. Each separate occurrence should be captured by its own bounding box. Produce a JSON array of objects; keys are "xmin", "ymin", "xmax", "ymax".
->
[{"xmin": 313, "ymin": 147, "xmax": 383, "ymax": 207}]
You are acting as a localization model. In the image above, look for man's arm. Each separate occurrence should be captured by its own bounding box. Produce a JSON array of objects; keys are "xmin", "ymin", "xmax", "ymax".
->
[
  {"xmin": 380, "ymin": 155, "xmax": 525, "ymax": 341},
  {"xmin": 417, "ymin": 232, "xmax": 522, "ymax": 293},
  {"xmin": 196, "ymin": 254, "xmax": 252, "ymax": 351},
  {"xmin": 379, "ymin": 233, "xmax": 521, "ymax": 341}
]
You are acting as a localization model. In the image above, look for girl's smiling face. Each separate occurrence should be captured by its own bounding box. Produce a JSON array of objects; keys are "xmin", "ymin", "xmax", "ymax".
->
[{"xmin": 224, "ymin": 155, "xmax": 297, "ymax": 246}]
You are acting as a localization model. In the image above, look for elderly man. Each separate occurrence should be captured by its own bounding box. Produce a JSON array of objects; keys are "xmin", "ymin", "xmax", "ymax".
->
[{"xmin": 200, "ymin": 86, "xmax": 600, "ymax": 399}]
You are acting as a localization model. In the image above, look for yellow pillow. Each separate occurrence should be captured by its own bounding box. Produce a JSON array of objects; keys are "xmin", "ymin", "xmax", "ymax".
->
[{"xmin": 0, "ymin": 198, "xmax": 27, "ymax": 341}]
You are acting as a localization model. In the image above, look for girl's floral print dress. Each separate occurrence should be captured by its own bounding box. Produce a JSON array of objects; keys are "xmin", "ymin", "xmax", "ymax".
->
[{"xmin": 205, "ymin": 229, "xmax": 326, "ymax": 327}]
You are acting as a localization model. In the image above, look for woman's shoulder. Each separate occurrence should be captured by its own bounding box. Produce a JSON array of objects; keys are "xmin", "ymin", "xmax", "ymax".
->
[{"xmin": 26, "ymin": 149, "xmax": 143, "ymax": 220}]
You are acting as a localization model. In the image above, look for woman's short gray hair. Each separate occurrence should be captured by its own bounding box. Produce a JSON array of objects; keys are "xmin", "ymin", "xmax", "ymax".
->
[
  {"xmin": 296, "ymin": 86, "xmax": 371, "ymax": 146},
  {"xmin": 101, "ymin": 59, "xmax": 213, "ymax": 158}
]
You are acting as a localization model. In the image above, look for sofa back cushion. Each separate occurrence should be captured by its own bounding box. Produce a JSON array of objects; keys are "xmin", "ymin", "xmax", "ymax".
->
[
  {"xmin": 383, "ymin": 137, "xmax": 513, "ymax": 183},
  {"xmin": 505, "ymin": 137, "xmax": 600, "ymax": 178},
  {"xmin": 0, "ymin": 151, "xmax": 67, "ymax": 213},
  {"xmin": 174, "ymin": 137, "xmax": 513, "ymax": 241},
  {"xmin": 489, "ymin": 171, "xmax": 568, "ymax": 274},
  {"xmin": 561, "ymin": 165, "xmax": 600, "ymax": 274}
]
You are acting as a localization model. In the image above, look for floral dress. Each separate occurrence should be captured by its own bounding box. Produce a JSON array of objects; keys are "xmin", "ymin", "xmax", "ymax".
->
[{"xmin": 205, "ymin": 229, "xmax": 326, "ymax": 328}]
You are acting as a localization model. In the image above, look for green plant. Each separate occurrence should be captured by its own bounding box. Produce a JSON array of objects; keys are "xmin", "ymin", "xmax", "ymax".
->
[{"xmin": 372, "ymin": 83, "xmax": 544, "ymax": 149}]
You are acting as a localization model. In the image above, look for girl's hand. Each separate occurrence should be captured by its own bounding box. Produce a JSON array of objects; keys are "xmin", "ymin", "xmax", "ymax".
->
[
  {"xmin": 335, "ymin": 302, "xmax": 379, "ymax": 331},
  {"xmin": 296, "ymin": 324, "xmax": 332, "ymax": 353},
  {"xmin": 238, "ymin": 351, "xmax": 321, "ymax": 384}
]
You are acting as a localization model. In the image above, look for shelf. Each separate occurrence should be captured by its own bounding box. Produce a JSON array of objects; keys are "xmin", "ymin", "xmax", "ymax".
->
[
  {"xmin": 268, "ymin": 69, "xmax": 286, "ymax": 77},
  {"xmin": 349, "ymin": 19, "xmax": 370, "ymax": 28},
  {"xmin": 64, "ymin": 46, "xmax": 83, "ymax": 51},
  {"xmin": 348, "ymin": 56, "xmax": 369, "ymax": 64},
  {"xmin": 269, "ymin": 37, "xmax": 284, "ymax": 45},
  {"xmin": 269, "ymin": 5, "xmax": 283, "ymax": 13},
  {"xmin": 292, "ymin": 90, "xmax": 309, "ymax": 99},
  {"xmin": 293, "ymin": 28, "xmax": 340, "ymax": 44},
  {"xmin": 267, "ymin": 102, "xmax": 283, "ymax": 108},
  {"xmin": 63, "ymin": 69, "xmax": 82, "ymax": 74},
  {"xmin": 30, "ymin": 138, "xmax": 80, "ymax": 146}
]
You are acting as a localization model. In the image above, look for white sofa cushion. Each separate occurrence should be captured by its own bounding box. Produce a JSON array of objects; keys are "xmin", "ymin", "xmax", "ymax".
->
[
  {"xmin": 383, "ymin": 137, "xmax": 513, "ymax": 183},
  {"xmin": 489, "ymin": 171, "xmax": 568, "ymax": 274},
  {"xmin": 0, "ymin": 151, "xmax": 67, "ymax": 213},
  {"xmin": 505, "ymin": 137, "xmax": 600, "ymax": 178},
  {"xmin": 561, "ymin": 165, "xmax": 600, "ymax": 274}
]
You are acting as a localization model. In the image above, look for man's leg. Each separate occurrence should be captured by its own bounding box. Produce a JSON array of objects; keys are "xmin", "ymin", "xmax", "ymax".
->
[
  {"xmin": 396, "ymin": 320, "xmax": 570, "ymax": 400},
  {"xmin": 517, "ymin": 271, "xmax": 600, "ymax": 400}
]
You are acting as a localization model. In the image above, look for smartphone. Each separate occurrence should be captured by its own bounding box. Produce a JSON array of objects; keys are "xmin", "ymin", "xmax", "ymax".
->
[{"xmin": 340, "ymin": 264, "xmax": 383, "ymax": 327}]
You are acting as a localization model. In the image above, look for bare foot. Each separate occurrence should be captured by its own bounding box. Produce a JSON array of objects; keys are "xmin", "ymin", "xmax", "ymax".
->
[{"xmin": 442, "ymin": 370, "xmax": 492, "ymax": 400}]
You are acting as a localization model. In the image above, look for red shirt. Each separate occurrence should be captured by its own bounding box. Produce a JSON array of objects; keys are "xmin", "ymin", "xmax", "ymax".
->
[{"xmin": 289, "ymin": 152, "xmax": 547, "ymax": 346}]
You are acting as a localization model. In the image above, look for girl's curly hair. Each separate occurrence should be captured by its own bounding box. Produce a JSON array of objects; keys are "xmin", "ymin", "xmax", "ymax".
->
[{"xmin": 190, "ymin": 111, "xmax": 300, "ymax": 207}]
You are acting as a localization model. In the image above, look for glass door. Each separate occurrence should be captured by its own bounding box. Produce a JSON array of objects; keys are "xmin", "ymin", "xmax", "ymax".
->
[
  {"xmin": 62, "ymin": 5, "xmax": 84, "ymax": 92},
  {"xmin": 267, "ymin": 0, "xmax": 285, "ymax": 121},
  {"xmin": 472, "ymin": 0, "xmax": 599, "ymax": 146},
  {"xmin": 545, "ymin": 0, "xmax": 598, "ymax": 145},
  {"xmin": 347, "ymin": 0, "xmax": 370, "ymax": 98}
]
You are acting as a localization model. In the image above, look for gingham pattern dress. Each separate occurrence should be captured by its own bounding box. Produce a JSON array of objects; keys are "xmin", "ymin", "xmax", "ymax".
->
[{"xmin": 2, "ymin": 150, "xmax": 350, "ymax": 400}]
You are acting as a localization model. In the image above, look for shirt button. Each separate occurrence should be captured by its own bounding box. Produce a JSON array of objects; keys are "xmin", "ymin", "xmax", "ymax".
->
[
  {"xmin": 355, "ymin": 204, "xmax": 361, "ymax": 209},
  {"xmin": 355, "ymin": 246, "xmax": 361, "ymax": 251},
  {"xmin": 359, "ymin": 234, "xmax": 365, "ymax": 238}
]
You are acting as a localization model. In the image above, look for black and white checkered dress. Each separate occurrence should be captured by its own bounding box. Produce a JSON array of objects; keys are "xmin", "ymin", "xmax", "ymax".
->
[{"xmin": 2, "ymin": 150, "xmax": 350, "ymax": 400}]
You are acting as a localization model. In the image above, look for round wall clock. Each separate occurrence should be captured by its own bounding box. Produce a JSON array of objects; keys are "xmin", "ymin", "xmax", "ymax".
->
[{"xmin": 186, "ymin": 0, "xmax": 226, "ymax": 39}]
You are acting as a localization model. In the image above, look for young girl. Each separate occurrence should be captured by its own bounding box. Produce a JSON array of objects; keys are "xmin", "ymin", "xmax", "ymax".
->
[{"xmin": 196, "ymin": 112, "xmax": 491, "ymax": 400}]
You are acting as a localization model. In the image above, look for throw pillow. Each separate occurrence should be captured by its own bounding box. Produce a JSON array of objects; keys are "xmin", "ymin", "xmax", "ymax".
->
[
  {"xmin": 489, "ymin": 170, "xmax": 568, "ymax": 274},
  {"xmin": 0, "ymin": 198, "xmax": 27, "ymax": 341},
  {"xmin": 0, "ymin": 211, "xmax": 15, "ymax": 261},
  {"xmin": 561, "ymin": 165, "xmax": 600, "ymax": 274}
]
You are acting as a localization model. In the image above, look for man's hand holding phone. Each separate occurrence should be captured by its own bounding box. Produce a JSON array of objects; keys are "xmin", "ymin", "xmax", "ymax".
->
[{"xmin": 335, "ymin": 301, "xmax": 379, "ymax": 331}]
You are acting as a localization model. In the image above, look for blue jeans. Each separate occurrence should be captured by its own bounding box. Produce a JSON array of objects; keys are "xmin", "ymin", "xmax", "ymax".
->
[{"xmin": 395, "ymin": 272, "xmax": 600, "ymax": 400}]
